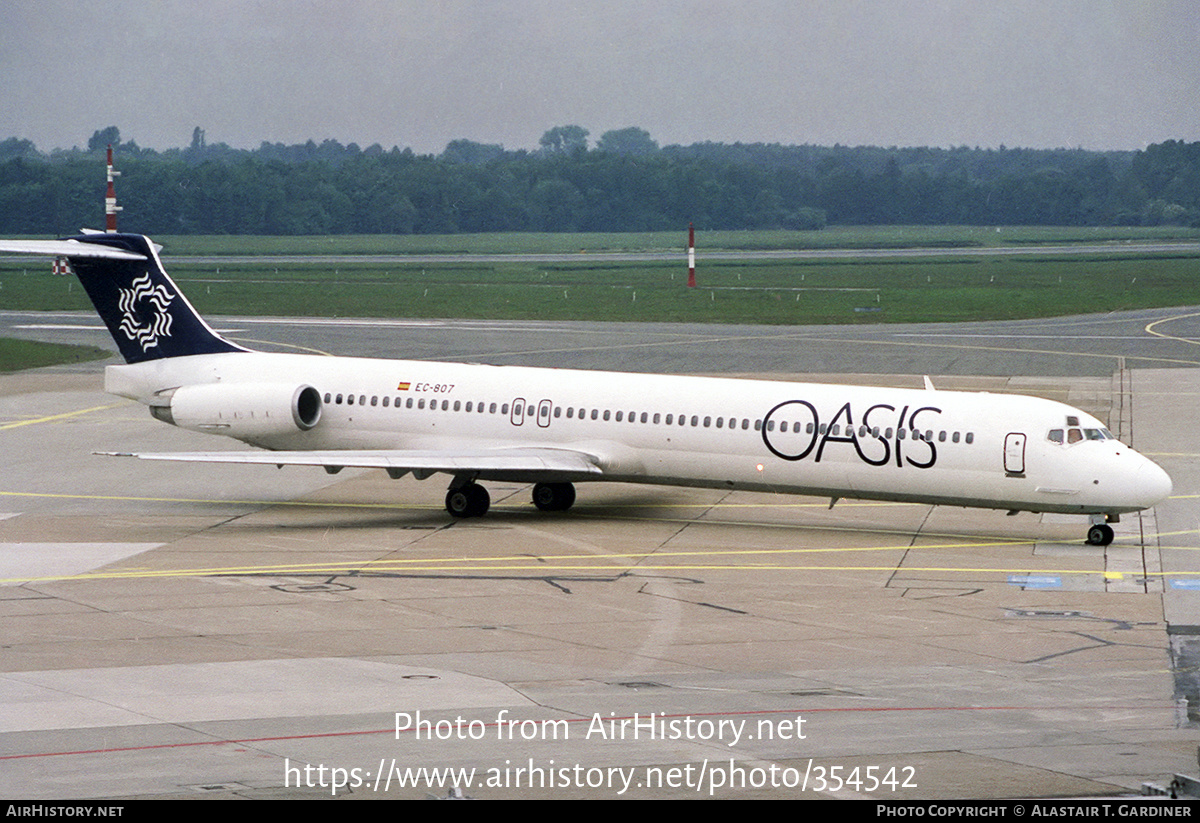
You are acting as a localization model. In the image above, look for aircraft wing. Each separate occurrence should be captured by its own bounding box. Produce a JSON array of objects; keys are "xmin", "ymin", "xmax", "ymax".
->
[
  {"xmin": 99, "ymin": 446, "xmax": 604, "ymax": 476},
  {"xmin": 0, "ymin": 240, "xmax": 147, "ymax": 260}
]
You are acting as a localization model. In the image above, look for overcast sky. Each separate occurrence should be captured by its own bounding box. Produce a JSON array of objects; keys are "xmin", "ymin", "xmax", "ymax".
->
[{"xmin": 1, "ymin": 1, "xmax": 1197, "ymax": 155}]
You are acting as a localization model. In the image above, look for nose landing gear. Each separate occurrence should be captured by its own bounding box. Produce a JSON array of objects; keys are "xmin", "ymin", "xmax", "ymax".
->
[{"xmin": 1085, "ymin": 514, "xmax": 1115, "ymax": 546}]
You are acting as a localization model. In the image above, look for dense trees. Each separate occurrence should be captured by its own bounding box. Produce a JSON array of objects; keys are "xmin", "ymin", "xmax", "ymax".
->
[
  {"xmin": 0, "ymin": 127, "xmax": 1196, "ymax": 235},
  {"xmin": 596, "ymin": 127, "xmax": 659, "ymax": 157},
  {"xmin": 538, "ymin": 125, "xmax": 589, "ymax": 156}
]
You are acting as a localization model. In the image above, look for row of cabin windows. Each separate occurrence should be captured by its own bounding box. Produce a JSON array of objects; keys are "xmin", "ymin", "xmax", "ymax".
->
[{"xmin": 321, "ymin": 392, "xmax": 975, "ymax": 444}]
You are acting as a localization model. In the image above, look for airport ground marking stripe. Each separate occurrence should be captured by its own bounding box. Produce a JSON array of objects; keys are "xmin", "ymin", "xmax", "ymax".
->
[
  {"xmin": 0, "ymin": 536, "xmax": 1038, "ymax": 578},
  {"xmin": 0, "ymin": 490, "xmax": 427, "ymax": 510},
  {"xmin": 577, "ymin": 511, "xmax": 1109, "ymax": 545},
  {"xmin": 0, "ymin": 543, "xmax": 1030, "ymax": 583},
  {"xmin": 1117, "ymin": 534, "xmax": 1200, "ymax": 546},
  {"xmin": 484, "ymin": 325, "xmax": 1200, "ymax": 369},
  {"xmin": 226, "ymin": 336, "xmax": 333, "ymax": 356},
  {"xmin": 1145, "ymin": 312, "xmax": 1200, "ymax": 347},
  {"xmin": 0, "ymin": 403, "xmax": 124, "ymax": 431},
  {"xmin": 794, "ymin": 334, "xmax": 1200, "ymax": 368},
  {"xmin": 6, "ymin": 703, "xmax": 1142, "ymax": 763},
  {"xmin": 4, "ymin": 558, "xmax": 1181, "ymax": 584}
]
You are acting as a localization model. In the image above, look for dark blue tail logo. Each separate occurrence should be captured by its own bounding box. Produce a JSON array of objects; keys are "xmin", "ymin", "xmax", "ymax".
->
[{"xmin": 117, "ymin": 272, "xmax": 177, "ymax": 352}]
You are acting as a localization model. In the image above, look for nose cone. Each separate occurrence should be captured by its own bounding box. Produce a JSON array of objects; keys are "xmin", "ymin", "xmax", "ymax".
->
[{"xmin": 1134, "ymin": 458, "xmax": 1173, "ymax": 508}]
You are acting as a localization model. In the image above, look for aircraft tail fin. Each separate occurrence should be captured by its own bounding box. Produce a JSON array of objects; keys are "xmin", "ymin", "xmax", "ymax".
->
[{"xmin": 0, "ymin": 233, "xmax": 248, "ymax": 364}]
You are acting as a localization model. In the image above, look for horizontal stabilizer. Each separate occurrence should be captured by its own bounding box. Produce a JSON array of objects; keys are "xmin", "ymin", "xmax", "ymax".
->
[
  {"xmin": 0, "ymin": 240, "xmax": 146, "ymax": 260},
  {"xmin": 98, "ymin": 447, "xmax": 603, "ymax": 476}
]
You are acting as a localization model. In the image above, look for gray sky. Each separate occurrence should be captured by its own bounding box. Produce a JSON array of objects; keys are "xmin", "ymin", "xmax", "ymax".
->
[{"xmin": 1, "ymin": 1, "xmax": 1197, "ymax": 154}]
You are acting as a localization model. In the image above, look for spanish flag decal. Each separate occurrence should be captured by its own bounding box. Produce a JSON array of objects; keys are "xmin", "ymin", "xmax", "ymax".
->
[{"xmin": 397, "ymin": 382, "xmax": 411, "ymax": 391}]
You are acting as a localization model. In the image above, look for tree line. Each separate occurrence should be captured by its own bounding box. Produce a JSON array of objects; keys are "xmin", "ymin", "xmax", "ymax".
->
[{"xmin": 0, "ymin": 126, "xmax": 1196, "ymax": 235}]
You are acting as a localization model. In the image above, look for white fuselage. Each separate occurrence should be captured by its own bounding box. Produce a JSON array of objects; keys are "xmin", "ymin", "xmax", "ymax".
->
[{"xmin": 104, "ymin": 350, "xmax": 1172, "ymax": 516}]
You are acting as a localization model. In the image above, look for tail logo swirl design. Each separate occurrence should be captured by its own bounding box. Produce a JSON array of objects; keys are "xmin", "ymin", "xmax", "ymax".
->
[{"xmin": 117, "ymin": 272, "xmax": 176, "ymax": 351}]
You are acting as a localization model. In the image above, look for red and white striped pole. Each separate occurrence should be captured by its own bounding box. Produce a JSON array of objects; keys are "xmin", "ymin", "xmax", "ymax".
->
[
  {"xmin": 105, "ymin": 144, "xmax": 121, "ymax": 233},
  {"xmin": 687, "ymin": 223, "xmax": 696, "ymax": 288}
]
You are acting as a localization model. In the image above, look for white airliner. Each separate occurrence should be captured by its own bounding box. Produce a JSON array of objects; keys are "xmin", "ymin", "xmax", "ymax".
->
[{"xmin": 0, "ymin": 232, "xmax": 1171, "ymax": 546}]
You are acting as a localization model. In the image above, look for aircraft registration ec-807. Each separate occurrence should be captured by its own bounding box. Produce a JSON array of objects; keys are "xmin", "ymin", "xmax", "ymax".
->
[{"xmin": 0, "ymin": 231, "xmax": 1172, "ymax": 547}]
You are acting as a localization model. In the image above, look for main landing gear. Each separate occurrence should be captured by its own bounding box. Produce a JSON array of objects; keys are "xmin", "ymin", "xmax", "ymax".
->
[
  {"xmin": 445, "ymin": 482, "xmax": 490, "ymax": 518},
  {"xmin": 532, "ymin": 482, "xmax": 576, "ymax": 512},
  {"xmin": 443, "ymin": 480, "xmax": 577, "ymax": 518}
]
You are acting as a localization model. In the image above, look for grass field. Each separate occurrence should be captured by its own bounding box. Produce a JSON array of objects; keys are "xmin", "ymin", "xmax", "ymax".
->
[
  {"xmin": 0, "ymin": 337, "xmax": 111, "ymax": 373},
  {"xmin": 2, "ymin": 227, "xmax": 1199, "ymax": 326},
  {"xmin": 131, "ymin": 224, "xmax": 1200, "ymax": 256}
]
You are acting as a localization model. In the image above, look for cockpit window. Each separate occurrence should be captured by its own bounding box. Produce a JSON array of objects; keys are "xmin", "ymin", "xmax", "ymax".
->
[{"xmin": 1056, "ymin": 415, "xmax": 1117, "ymax": 445}]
